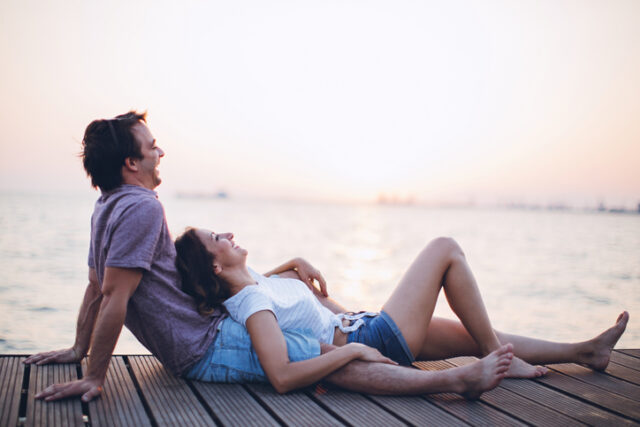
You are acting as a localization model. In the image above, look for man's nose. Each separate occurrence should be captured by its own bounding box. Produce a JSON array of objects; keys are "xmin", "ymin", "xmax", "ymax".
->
[{"xmin": 158, "ymin": 147, "xmax": 165, "ymax": 157}]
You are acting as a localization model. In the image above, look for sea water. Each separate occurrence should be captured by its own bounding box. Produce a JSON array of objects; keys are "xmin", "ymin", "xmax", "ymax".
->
[{"xmin": 0, "ymin": 191, "xmax": 638, "ymax": 354}]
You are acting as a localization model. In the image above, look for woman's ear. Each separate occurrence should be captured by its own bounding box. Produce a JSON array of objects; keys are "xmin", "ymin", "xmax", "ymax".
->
[{"xmin": 213, "ymin": 264, "xmax": 222, "ymax": 275}]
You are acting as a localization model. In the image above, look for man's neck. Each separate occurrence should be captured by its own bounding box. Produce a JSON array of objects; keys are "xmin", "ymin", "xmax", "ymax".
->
[{"xmin": 121, "ymin": 172, "xmax": 154, "ymax": 191}]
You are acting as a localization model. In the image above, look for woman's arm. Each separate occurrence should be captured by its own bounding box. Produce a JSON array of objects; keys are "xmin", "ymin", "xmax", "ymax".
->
[{"xmin": 246, "ymin": 310, "xmax": 395, "ymax": 394}]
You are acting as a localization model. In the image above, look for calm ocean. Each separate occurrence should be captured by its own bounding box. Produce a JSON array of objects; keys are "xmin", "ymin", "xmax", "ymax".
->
[{"xmin": 1, "ymin": 191, "xmax": 638, "ymax": 354}]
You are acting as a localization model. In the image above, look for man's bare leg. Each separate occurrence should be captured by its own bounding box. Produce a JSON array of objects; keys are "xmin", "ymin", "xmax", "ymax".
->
[
  {"xmin": 321, "ymin": 343, "xmax": 514, "ymax": 399},
  {"xmin": 420, "ymin": 312, "xmax": 629, "ymax": 369}
]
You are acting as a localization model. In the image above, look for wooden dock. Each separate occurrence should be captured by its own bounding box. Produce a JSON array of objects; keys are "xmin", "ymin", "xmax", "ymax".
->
[{"xmin": 2, "ymin": 350, "xmax": 639, "ymax": 426}]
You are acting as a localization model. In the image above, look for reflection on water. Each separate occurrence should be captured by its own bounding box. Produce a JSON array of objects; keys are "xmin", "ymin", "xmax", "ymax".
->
[{"xmin": 0, "ymin": 191, "xmax": 638, "ymax": 354}]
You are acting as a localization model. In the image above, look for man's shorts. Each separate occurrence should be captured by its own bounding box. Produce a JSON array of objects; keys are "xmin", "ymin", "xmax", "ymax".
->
[
  {"xmin": 346, "ymin": 310, "xmax": 415, "ymax": 366},
  {"xmin": 184, "ymin": 317, "xmax": 321, "ymax": 383}
]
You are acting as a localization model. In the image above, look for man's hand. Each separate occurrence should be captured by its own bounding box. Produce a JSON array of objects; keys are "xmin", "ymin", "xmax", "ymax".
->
[
  {"xmin": 293, "ymin": 257, "xmax": 328, "ymax": 297},
  {"xmin": 24, "ymin": 348, "xmax": 82, "ymax": 365},
  {"xmin": 35, "ymin": 377, "xmax": 103, "ymax": 402}
]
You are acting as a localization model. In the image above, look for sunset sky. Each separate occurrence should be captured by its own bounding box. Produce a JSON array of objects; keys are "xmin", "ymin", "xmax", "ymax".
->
[{"xmin": 1, "ymin": 0, "xmax": 638, "ymax": 206}]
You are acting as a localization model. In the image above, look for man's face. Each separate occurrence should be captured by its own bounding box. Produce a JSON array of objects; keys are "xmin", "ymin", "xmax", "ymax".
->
[{"xmin": 130, "ymin": 122, "xmax": 165, "ymax": 190}]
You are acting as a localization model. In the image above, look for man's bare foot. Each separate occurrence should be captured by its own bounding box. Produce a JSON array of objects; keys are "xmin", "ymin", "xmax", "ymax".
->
[
  {"xmin": 505, "ymin": 356, "xmax": 548, "ymax": 378},
  {"xmin": 458, "ymin": 344, "xmax": 513, "ymax": 400},
  {"xmin": 581, "ymin": 311, "xmax": 629, "ymax": 371}
]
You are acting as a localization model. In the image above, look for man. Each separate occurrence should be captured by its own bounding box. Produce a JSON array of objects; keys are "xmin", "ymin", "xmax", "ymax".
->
[{"xmin": 24, "ymin": 111, "xmax": 520, "ymax": 401}]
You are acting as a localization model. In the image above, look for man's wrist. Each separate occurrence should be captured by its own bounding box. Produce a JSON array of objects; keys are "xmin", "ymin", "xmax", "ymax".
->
[{"xmin": 72, "ymin": 345, "xmax": 87, "ymax": 359}]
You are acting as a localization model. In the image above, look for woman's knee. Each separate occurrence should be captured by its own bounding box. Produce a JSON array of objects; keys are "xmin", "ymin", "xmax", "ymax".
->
[{"xmin": 427, "ymin": 236, "xmax": 465, "ymax": 260}]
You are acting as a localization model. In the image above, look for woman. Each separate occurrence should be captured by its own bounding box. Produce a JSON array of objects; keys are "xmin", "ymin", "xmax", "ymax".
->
[{"xmin": 175, "ymin": 228, "xmax": 628, "ymax": 397}]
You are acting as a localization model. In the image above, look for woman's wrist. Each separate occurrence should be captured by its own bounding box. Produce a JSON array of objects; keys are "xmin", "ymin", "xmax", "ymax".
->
[{"xmin": 343, "ymin": 342, "xmax": 363, "ymax": 360}]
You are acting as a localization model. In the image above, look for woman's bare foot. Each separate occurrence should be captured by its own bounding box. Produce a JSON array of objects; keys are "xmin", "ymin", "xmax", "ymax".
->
[
  {"xmin": 458, "ymin": 344, "xmax": 513, "ymax": 400},
  {"xmin": 505, "ymin": 356, "xmax": 548, "ymax": 378},
  {"xmin": 581, "ymin": 311, "xmax": 629, "ymax": 371}
]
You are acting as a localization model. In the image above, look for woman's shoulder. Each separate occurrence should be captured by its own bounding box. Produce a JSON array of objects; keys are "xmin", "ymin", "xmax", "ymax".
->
[{"xmin": 223, "ymin": 283, "xmax": 275, "ymax": 325}]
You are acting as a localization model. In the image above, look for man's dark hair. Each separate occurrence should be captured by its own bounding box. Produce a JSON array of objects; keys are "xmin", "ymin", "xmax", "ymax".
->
[
  {"xmin": 175, "ymin": 228, "xmax": 230, "ymax": 315},
  {"xmin": 81, "ymin": 110, "xmax": 147, "ymax": 192}
]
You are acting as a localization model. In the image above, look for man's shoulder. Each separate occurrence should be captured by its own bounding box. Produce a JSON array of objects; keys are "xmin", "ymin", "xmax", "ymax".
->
[{"xmin": 99, "ymin": 185, "xmax": 164, "ymax": 215}]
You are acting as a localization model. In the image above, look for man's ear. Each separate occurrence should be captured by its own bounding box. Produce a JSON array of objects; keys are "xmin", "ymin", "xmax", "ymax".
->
[{"xmin": 123, "ymin": 157, "xmax": 139, "ymax": 172}]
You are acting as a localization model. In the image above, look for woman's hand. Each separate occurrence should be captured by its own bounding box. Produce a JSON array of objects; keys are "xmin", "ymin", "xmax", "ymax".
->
[
  {"xmin": 347, "ymin": 343, "xmax": 398, "ymax": 365},
  {"xmin": 293, "ymin": 257, "xmax": 328, "ymax": 297}
]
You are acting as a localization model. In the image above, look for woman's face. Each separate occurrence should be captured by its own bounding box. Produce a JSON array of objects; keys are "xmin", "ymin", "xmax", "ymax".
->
[{"xmin": 195, "ymin": 228, "xmax": 248, "ymax": 271}]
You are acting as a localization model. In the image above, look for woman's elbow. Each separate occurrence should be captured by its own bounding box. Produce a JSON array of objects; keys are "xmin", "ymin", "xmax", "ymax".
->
[{"xmin": 271, "ymin": 377, "xmax": 293, "ymax": 394}]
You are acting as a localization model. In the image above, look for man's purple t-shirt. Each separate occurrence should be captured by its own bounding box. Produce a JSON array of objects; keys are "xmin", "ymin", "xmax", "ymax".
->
[{"xmin": 88, "ymin": 185, "xmax": 223, "ymax": 376}]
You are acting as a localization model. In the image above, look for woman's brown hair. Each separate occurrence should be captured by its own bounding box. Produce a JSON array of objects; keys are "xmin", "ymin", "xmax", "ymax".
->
[{"xmin": 175, "ymin": 228, "xmax": 230, "ymax": 315}]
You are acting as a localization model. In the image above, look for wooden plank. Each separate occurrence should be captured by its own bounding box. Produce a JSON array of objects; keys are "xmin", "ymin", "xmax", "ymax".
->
[
  {"xmin": 247, "ymin": 383, "xmax": 342, "ymax": 426},
  {"xmin": 444, "ymin": 357, "xmax": 635, "ymax": 426},
  {"xmin": 472, "ymin": 382, "xmax": 583, "ymax": 426},
  {"xmin": 420, "ymin": 359, "xmax": 581, "ymax": 426},
  {"xmin": 604, "ymin": 361, "xmax": 640, "ymax": 385},
  {"xmin": 368, "ymin": 395, "xmax": 468, "ymax": 426},
  {"xmin": 191, "ymin": 382, "xmax": 279, "ymax": 427},
  {"xmin": 427, "ymin": 393, "xmax": 528, "ymax": 426},
  {"xmin": 308, "ymin": 387, "xmax": 406, "ymax": 426},
  {"xmin": 0, "ymin": 356, "xmax": 24, "ymax": 427},
  {"xmin": 128, "ymin": 356, "xmax": 211, "ymax": 426},
  {"xmin": 611, "ymin": 351, "xmax": 640, "ymax": 371},
  {"xmin": 619, "ymin": 349, "xmax": 640, "ymax": 358},
  {"xmin": 549, "ymin": 363, "xmax": 640, "ymax": 401},
  {"xmin": 83, "ymin": 356, "xmax": 151, "ymax": 427},
  {"xmin": 501, "ymin": 377, "xmax": 635, "ymax": 426},
  {"xmin": 26, "ymin": 363, "xmax": 84, "ymax": 427},
  {"xmin": 417, "ymin": 360, "xmax": 527, "ymax": 425},
  {"xmin": 534, "ymin": 369, "xmax": 640, "ymax": 421}
]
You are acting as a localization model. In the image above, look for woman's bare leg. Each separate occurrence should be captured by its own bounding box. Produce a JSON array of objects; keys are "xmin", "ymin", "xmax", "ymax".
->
[
  {"xmin": 420, "ymin": 312, "xmax": 629, "ymax": 369},
  {"xmin": 382, "ymin": 237, "xmax": 546, "ymax": 378}
]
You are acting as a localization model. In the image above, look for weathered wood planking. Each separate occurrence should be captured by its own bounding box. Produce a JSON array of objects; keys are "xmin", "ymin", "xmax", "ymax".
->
[
  {"xmin": 415, "ymin": 358, "xmax": 525, "ymax": 425},
  {"xmin": 611, "ymin": 351, "xmax": 640, "ymax": 370},
  {"xmin": 535, "ymin": 367, "xmax": 640, "ymax": 420},
  {"xmin": 548, "ymin": 362, "xmax": 640, "ymax": 402},
  {"xmin": 26, "ymin": 362, "xmax": 84, "ymax": 427},
  {"xmin": 445, "ymin": 356, "xmax": 637, "ymax": 426},
  {"xmin": 605, "ymin": 361, "xmax": 640, "ymax": 385},
  {"xmin": 190, "ymin": 382, "xmax": 279, "ymax": 427},
  {"xmin": 0, "ymin": 356, "xmax": 24, "ymax": 427},
  {"xmin": 620, "ymin": 349, "xmax": 640, "ymax": 358},
  {"xmin": 308, "ymin": 387, "xmax": 407, "ymax": 426},
  {"xmin": 246, "ymin": 383, "xmax": 342, "ymax": 426},
  {"xmin": 368, "ymin": 395, "xmax": 468, "ymax": 426},
  {"xmin": 1, "ymin": 351, "xmax": 639, "ymax": 426},
  {"xmin": 128, "ymin": 356, "xmax": 212, "ymax": 426},
  {"xmin": 83, "ymin": 356, "xmax": 151, "ymax": 427}
]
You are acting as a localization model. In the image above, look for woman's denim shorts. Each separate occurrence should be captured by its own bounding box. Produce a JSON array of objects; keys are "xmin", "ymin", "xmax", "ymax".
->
[
  {"xmin": 184, "ymin": 317, "xmax": 321, "ymax": 383},
  {"xmin": 346, "ymin": 311, "xmax": 415, "ymax": 366}
]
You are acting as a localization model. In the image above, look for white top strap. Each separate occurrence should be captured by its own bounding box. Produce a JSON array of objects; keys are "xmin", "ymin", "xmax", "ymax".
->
[{"xmin": 336, "ymin": 311, "xmax": 378, "ymax": 333}]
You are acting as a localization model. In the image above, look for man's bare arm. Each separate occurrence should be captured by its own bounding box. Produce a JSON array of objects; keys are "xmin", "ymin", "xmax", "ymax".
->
[
  {"xmin": 24, "ymin": 268, "xmax": 103, "ymax": 365},
  {"xmin": 34, "ymin": 267, "xmax": 142, "ymax": 402},
  {"xmin": 264, "ymin": 257, "xmax": 328, "ymax": 297}
]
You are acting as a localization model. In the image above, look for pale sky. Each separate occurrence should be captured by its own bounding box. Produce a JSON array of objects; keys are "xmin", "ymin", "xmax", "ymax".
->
[{"xmin": 1, "ymin": 0, "xmax": 639, "ymax": 206}]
